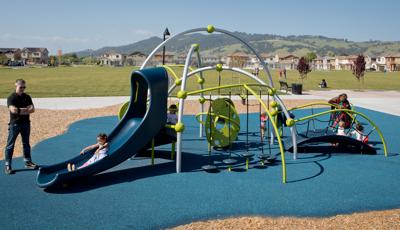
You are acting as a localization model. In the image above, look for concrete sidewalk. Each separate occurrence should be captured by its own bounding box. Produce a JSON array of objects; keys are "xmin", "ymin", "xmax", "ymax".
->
[{"xmin": 1, "ymin": 90, "xmax": 399, "ymax": 115}]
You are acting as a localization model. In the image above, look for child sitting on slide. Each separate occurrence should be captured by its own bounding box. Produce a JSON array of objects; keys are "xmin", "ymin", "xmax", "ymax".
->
[{"xmin": 67, "ymin": 133, "xmax": 109, "ymax": 171}]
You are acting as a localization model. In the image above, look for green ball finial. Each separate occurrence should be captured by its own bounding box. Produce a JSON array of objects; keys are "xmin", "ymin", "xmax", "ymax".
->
[
  {"xmin": 192, "ymin": 43, "xmax": 200, "ymax": 51},
  {"xmin": 177, "ymin": 90, "xmax": 187, "ymax": 99},
  {"xmin": 286, "ymin": 118, "xmax": 295, "ymax": 127},
  {"xmin": 199, "ymin": 97, "xmax": 206, "ymax": 104},
  {"xmin": 270, "ymin": 109, "xmax": 278, "ymax": 116},
  {"xmin": 175, "ymin": 79, "xmax": 182, "ymax": 86},
  {"xmin": 207, "ymin": 25, "xmax": 215, "ymax": 33},
  {"xmin": 268, "ymin": 88, "xmax": 276, "ymax": 96},
  {"xmin": 216, "ymin": 64, "xmax": 223, "ymax": 72},
  {"xmin": 174, "ymin": 122, "xmax": 185, "ymax": 132},
  {"xmin": 197, "ymin": 77, "xmax": 205, "ymax": 84},
  {"xmin": 270, "ymin": 101, "xmax": 278, "ymax": 108}
]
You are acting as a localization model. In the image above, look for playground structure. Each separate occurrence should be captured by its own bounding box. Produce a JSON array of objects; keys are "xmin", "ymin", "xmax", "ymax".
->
[
  {"xmin": 36, "ymin": 25, "xmax": 388, "ymax": 188},
  {"xmin": 137, "ymin": 25, "xmax": 388, "ymax": 182}
]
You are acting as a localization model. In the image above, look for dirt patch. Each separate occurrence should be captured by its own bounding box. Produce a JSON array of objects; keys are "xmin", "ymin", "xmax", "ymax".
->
[
  {"xmin": 171, "ymin": 209, "xmax": 400, "ymax": 229},
  {"xmin": 0, "ymin": 104, "xmax": 120, "ymax": 160}
]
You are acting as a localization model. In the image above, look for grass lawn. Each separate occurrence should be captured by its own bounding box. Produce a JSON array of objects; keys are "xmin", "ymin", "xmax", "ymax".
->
[{"xmin": 0, "ymin": 66, "xmax": 399, "ymax": 98}]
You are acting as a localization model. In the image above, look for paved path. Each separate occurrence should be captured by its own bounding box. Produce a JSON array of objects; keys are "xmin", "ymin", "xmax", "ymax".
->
[{"xmin": 1, "ymin": 90, "xmax": 399, "ymax": 115}]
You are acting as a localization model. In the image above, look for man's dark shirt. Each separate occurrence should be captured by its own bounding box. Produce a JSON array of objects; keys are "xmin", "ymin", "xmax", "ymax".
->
[{"xmin": 7, "ymin": 92, "xmax": 33, "ymax": 124}]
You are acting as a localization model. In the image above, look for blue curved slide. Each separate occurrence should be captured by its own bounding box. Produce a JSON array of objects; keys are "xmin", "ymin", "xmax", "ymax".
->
[{"xmin": 37, "ymin": 67, "xmax": 168, "ymax": 188}]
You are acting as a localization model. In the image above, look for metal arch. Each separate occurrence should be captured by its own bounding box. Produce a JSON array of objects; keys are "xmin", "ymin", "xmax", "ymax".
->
[
  {"xmin": 139, "ymin": 27, "xmax": 298, "ymax": 156},
  {"xmin": 175, "ymin": 44, "xmax": 197, "ymax": 173},
  {"xmin": 167, "ymin": 65, "xmax": 267, "ymax": 95},
  {"xmin": 186, "ymin": 83, "xmax": 271, "ymax": 96},
  {"xmin": 161, "ymin": 65, "xmax": 180, "ymax": 81},
  {"xmin": 194, "ymin": 49, "xmax": 206, "ymax": 138},
  {"xmin": 244, "ymin": 84, "xmax": 287, "ymax": 183},
  {"xmin": 140, "ymin": 28, "xmax": 205, "ymax": 70},
  {"xmin": 141, "ymin": 26, "xmax": 298, "ymax": 166},
  {"xmin": 139, "ymin": 27, "xmax": 271, "ymax": 85}
]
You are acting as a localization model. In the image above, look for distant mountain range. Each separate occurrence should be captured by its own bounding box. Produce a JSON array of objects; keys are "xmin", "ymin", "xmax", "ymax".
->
[{"xmin": 74, "ymin": 32, "xmax": 400, "ymax": 58}]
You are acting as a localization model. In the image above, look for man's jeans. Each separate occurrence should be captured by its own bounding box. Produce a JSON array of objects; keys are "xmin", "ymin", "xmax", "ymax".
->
[{"xmin": 4, "ymin": 123, "xmax": 31, "ymax": 166}]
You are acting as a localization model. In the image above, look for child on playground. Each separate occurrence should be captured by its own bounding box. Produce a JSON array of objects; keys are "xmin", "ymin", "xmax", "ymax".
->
[
  {"xmin": 332, "ymin": 120, "xmax": 347, "ymax": 146},
  {"xmin": 336, "ymin": 120, "xmax": 347, "ymax": 136},
  {"xmin": 167, "ymin": 104, "xmax": 178, "ymax": 125},
  {"xmin": 350, "ymin": 124, "xmax": 368, "ymax": 143},
  {"xmin": 67, "ymin": 133, "xmax": 109, "ymax": 171},
  {"xmin": 260, "ymin": 112, "xmax": 268, "ymax": 139}
]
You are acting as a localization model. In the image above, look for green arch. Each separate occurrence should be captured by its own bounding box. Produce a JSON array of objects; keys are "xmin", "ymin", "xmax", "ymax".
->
[{"xmin": 294, "ymin": 109, "xmax": 388, "ymax": 157}]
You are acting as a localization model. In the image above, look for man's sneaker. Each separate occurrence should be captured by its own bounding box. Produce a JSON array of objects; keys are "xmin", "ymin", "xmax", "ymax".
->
[
  {"xmin": 25, "ymin": 161, "xmax": 38, "ymax": 169},
  {"xmin": 5, "ymin": 165, "xmax": 14, "ymax": 175}
]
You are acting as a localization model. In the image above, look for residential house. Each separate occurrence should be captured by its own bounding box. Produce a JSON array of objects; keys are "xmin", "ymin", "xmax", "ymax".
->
[
  {"xmin": 21, "ymin": 47, "xmax": 49, "ymax": 65},
  {"xmin": 334, "ymin": 55, "xmax": 357, "ymax": 70},
  {"xmin": 376, "ymin": 56, "xmax": 387, "ymax": 71},
  {"xmin": 226, "ymin": 52, "xmax": 250, "ymax": 68},
  {"xmin": 263, "ymin": 54, "xmax": 279, "ymax": 69},
  {"xmin": 176, "ymin": 54, "xmax": 187, "ymax": 65},
  {"xmin": 0, "ymin": 48, "xmax": 21, "ymax": 61},
  {"xmin": 154, "ymin": 52, "xmax": 175, "ymax": 65},
  {"xmin": 312, "ymin": 56, "xmax": 335, "ymax": 70},
  {"xmin": 312, "ymin": 57, "xmax": 324, "ymax": 70},
  {"xmin": 99, "ymin": 51, "xmax": 126, "ymax": 66},
  {"xmin": 125, "ymin": 52, "xmax": 147, "ymax": 66},
  {"xmin": 201, "ymin": 55, "xmax": 220, "ymax": 65},
  {"xmin": 175, "ymin": 53, "xmax": 201, "ymax": 66},
  {"xmin": 245, "ymin": 55, "xmax": 259, "ymax": 69},
  {"xmin": 365, "ymin": 55, "xmax": 378, "ymax": 71},
  {"xmin": 220, "ymin": 56, "xmax": 229, "ymax": 65},
  {"xmin": 278, "ymin": 54, "xmax": 299, "ymax": 70},
  {"xmin": 384, "ymin": 53, "xmax": 400, "ymax": 71}
]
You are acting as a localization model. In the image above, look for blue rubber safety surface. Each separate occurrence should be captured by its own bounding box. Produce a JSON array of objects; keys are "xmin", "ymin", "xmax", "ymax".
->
[{"xmin": 1, "ymin": 107, "xmax": 399, "ymax": 229}]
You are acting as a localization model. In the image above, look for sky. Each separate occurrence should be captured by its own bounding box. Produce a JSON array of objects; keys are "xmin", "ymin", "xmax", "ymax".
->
[{"xmin": 1, "ymin": 0, "xmax": 399, "ymax": 54}]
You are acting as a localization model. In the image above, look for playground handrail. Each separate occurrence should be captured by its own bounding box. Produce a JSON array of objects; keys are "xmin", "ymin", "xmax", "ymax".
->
[
  {"xmin": 243, "ymin": 84, "xmax": 287, "ymax": 183},
  {"xmin": 294, "ymin": 109, "xmax": 388, "ymax": 157},
  {"xmin": 288, "ymin": 101, "xmax": 359, "ymax": 126}
]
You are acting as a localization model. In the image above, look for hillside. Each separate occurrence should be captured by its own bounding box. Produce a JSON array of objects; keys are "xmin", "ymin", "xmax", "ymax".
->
[{"xmin": 74, "ymin": 31, "xmax": 400, "ymax": 57}]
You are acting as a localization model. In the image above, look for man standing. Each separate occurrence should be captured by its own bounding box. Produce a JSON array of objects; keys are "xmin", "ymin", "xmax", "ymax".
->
[{"xmin": 4, "ymin": 79, "xmax": 38, "ymax": 174}]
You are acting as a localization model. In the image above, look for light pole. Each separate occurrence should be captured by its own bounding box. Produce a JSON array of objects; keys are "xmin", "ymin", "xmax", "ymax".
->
[{"xmin": 162, "ymin": 28, "xmax": 170, "ymax": 65}]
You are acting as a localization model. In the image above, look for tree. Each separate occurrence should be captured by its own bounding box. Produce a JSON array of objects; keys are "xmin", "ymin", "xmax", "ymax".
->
[
  {"xmin": 305, "ymin": 52, "xmax": 317, "ymax": 62},
  {"xmin": 49, "ymin": 56, "xmax": 57, "ymax": 66},
  {"xmin": 60, "ymin": 53, "xmax": 80, "ymax": 65},
  {"xmin": 14, "ymin": 52, "xmax": 22, "ymax": 61},
  {"xmin": 353, "ymin": 54, "xmax": 366, "ymax": 81},
  {"xmin": 353, "ymin": 54, "xmax": 366, "ymax": 90},
  {"xmin": 296, "ymin": 57, "xmax": 311, "ymax": 81},
  {"xmin": 0, "ymin": 54, "xmax": 10, "ymax": 65},
  {"xmin": 81, "ymin": 56, "xmax": 98, "ymax": 65}
]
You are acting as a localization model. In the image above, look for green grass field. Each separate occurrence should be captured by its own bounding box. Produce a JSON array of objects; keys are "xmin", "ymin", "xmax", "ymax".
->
[{"xmin": 0, "ymin": 66, "xmax": 399, "ymax": 98}]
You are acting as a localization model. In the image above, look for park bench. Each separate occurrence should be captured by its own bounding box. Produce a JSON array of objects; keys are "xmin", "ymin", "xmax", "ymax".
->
[{"xmin": 279, "ymin": 80, "xmax": 292, "ymax": 93}]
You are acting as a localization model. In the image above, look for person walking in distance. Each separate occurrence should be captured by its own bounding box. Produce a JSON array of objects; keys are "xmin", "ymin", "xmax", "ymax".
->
[{"xmin": 4, "ymin": 79, "xmax": 38, "ymax": 174}]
